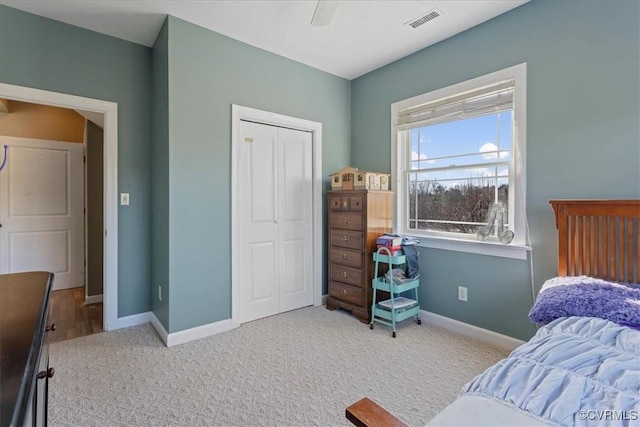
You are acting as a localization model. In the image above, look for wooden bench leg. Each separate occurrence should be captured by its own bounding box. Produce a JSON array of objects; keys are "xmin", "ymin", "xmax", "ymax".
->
[{"xmin": 346, "ymin": 397, "xmax": 409, "ymax": 427}]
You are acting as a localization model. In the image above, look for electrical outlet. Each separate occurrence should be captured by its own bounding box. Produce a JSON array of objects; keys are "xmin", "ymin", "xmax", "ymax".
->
[
  {"xmin": 158, "ymin": 285, "xmax": 162, "ymax": 301},
  {"xmin": 458, "ymin": 286, "xmax": 468, "ymax": 302},
  {"xmin": 120, "ymin": 193, "xmax": 130, "ymax": 206}
]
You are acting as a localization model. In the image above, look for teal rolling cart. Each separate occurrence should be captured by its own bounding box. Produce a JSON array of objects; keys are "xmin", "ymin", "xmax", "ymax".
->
[{"xmin": 369, "ymin": 246, "xmax": 421, "ymax": 337}]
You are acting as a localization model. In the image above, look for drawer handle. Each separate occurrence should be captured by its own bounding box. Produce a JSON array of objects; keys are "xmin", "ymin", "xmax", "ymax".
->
[
  {"xmin": 342, "ymin": 272, "xmax": 348, "ymax": 278},
  {"xmin": 37, "ymin": 367, "xmax": 55, "ymax": 380},
  {"xmin": 342, "ymin": 217, "xmax": 349, "ymax": 224},
  {"xmin": 341, "ymin": 253, "xmax": 348, "ymax": 260},
  {"xmin": 341, "ymin": 235, "xmax": 349, "ymax": 241},
  {"xmin": 342, "ymin": 289, "xmax": 348, "ymax": 296},
  {"xmin": 46, "ymin": 324, "xmax": 57, "ymax": 332}
]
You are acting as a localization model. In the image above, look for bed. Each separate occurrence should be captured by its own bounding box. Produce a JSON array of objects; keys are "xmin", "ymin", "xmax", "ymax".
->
[{"xmin": 346, "ymin": 200, "xmax": 640, "ymax": 427}]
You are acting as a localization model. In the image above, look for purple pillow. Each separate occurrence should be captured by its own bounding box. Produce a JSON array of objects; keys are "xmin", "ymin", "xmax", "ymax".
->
[{"xmin": 529, "ymin": 276, "xmax": 640, "ymax": 328}]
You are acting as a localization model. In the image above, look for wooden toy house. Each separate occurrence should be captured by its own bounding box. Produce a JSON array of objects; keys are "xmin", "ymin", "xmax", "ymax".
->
[{"xmin": 330, "ymin": 167, "xmax": 391, "ymax": 191}]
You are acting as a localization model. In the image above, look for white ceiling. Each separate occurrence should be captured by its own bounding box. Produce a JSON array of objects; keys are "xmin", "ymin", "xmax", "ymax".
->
[{"xmin": 0, "ymin": 0, "xmax": 529, "ymax": 80}]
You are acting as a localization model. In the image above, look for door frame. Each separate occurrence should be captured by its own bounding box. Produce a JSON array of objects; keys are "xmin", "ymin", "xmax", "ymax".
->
[
  {"xmin": 0, "ymin": 83, "xmax": 119, "ymax": 331},
  {"xmin": 231, "ymin": 105, "xmax": 323, "ymax": 324}
]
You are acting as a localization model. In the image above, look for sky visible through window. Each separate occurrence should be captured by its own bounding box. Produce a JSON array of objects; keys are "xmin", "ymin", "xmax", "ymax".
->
[{"xmin": 410, "ymin": 111, "xmax": 512, "ymax": 189}]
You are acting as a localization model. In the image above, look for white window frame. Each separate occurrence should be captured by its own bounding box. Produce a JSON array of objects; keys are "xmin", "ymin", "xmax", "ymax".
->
[{"xmin": 391, "ymin": 63, "xmax": 530, "ymax": 260}]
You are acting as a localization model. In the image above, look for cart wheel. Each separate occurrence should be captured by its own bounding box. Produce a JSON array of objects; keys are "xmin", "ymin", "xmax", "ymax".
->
[
  {"xmin": 392, "ymin": 331, "xmax": 397, "ymax": 338},
  {"xmin": 417, "ymin": 318, "xmax": 422, "ymax": 325},
  {"xmin": 369, "ymin": 323, "xmax": 374, "ymax": 330}
]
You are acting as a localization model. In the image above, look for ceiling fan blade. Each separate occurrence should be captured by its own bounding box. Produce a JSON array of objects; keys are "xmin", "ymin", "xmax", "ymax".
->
[{"xmin": 311, "ymin": 0, "xmax": 338, "ymax": 26}]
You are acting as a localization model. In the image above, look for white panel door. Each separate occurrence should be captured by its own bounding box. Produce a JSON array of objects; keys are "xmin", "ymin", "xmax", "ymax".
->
[
  {"xmin": 237, "ymin": 121, "xmax": 313, "ymax": 323},
  {"xmin": 277, "ymin": 127, "xmax": 313, "ymax": 313},
  {"xmin": 238, "ymin": 122, "xmax": 280, "ymax": 322},
  {"xmin": 0, "ymin": 136, "xmax": 84, "ymax": 290}
]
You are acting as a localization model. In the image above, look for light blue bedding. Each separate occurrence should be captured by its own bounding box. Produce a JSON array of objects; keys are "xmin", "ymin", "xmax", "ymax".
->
[{"xmin": 461, "ymin": 316, "xmax": 640, "ymax": 426}]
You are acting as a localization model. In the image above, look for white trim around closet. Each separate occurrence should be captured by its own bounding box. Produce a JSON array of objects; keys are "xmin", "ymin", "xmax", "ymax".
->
[{"xmin": 230, "ymin": 105, "xmax": 323, "ymax": 324}]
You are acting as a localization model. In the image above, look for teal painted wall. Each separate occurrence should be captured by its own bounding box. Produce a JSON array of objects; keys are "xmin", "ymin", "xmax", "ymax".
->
[
  {"xmin": 351, "ymin": 0, "xmax": 640, "ymax": 340},
  {"xmin": 164, "ymin": 16, "xmax": 351, "ymax": 332},
  {"xmin": 151, "ymin": 20, "xmax": 170, "ymax": 329},
  {"xmin": 0, "ymin": 5, "xmax": 153, "ymax": 317},
  {"xmin": 5, "ymin": 1, "xmax": 635, "ymax": 340}
]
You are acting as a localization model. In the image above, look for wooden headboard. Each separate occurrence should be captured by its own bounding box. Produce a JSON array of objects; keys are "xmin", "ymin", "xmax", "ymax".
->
[{"xmin": 549, "ymin": 200, "xmax": 640, "ymax": 283}]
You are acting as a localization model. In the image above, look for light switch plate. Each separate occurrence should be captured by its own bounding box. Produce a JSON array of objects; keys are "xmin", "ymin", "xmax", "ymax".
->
[
  {"xmin": 458, "ymin": 286, "xmax": 468, "ymax": 302},
  {"xmin": 120, "ymin": 193, "xmax": 130, "ymax": 206}
]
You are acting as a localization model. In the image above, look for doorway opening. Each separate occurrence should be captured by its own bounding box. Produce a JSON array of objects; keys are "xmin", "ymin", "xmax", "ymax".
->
[{"xmin": 0, "ymin": 83, "xmax": 119, "ymax": 332}]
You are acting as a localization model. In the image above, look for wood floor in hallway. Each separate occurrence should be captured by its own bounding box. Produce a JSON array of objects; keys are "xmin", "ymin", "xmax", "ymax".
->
[{"xmin": 48, "ymin": 287, "xmax": 103, "ymax": 343}]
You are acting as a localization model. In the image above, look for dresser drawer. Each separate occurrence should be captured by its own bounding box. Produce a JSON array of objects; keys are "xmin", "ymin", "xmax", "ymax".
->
[
  {"xmin": 348, "ymin": 194, "xmax": 363, "ymax": 211},
  {"xmin": 329, "ymin": 195, "xmax": 347, "ymax": 210},
  {"xmin": 329, "ymin": 281, "xmax": 364, "ymax": 306},
  {"xmin": 330, "ymin": 211, "xmax": 363, "ymax": 231},
  {"xmin": 330, "ymin": 264, "xmax": 364, "ymax": 287},
  {"xmin": 329, "ymin": 194, "xmax": 364, "ymax": 211},
  {"xmin": 330, "ymin": 229, "xmax": 363, "ymax": 250},
  {"xmin": 329, "ymin": 247, "xmax": 364, "ymax": 269}
]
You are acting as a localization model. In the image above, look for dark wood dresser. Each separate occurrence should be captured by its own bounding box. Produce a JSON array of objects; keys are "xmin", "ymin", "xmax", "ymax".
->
[
  {"xmin": 1, "ymin": 272, "xmax": 55, "ymax": 427},
  {"xmin": 326, "ymin": 190, "xmax": 393, "ymax": 323}
]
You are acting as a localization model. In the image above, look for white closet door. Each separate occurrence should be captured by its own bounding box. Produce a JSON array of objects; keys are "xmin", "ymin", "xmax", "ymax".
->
[
  {"xmin": 238, "ymin": 121, "xmax": 280, "ymax": 322},
  {"xmin": 0, "ymin": 136, "xmax": 85, "ymax": 290},
  {"xmin": 277, "ymin": 127, "xmax": 313, "ymax": 313},
  {"xmin": 237, "ymin": 121, "xmax": 313, "ymax": 323}
]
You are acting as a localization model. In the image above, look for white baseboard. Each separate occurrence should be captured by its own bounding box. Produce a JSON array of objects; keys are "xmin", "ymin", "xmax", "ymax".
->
[
  {"xmin": 150, "ymin": 312, "xmax": 169, "ymax": 345},
  {"xmin": 419, "ymin": 310, "xmax": 525, "ymax": 351},
  {"xmin": 106, "ymin": 311, "xmax": 152, "ymax": 331},
  {"xmin": 150, "ymin": 312, "xmax": 240, "ymax": 347},
  {"xmin": 321, "ymin": 294, "xmax": 328, "ymax": 306},
  {"xmin": 85, "ymin": 294, "xmax": 103, "ymax": 305}
]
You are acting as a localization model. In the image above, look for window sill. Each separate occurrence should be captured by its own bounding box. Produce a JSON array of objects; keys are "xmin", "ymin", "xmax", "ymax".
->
[{"xmin": 403, "ymin": 233, "xmax": 531, "ymax": 260}]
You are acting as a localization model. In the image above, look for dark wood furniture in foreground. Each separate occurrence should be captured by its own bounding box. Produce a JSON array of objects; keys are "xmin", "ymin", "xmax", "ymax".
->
[
  {"xmin": 326, "ymin": 190, "xmax": 393, "ymax": 323},
  {"xmin": 346, "ymin": 398, "xmax": 408, "ymax": 427},
  {"xmin": 1, "ymin": 272, "xmax": 54, "ymax": 427},
  {"xmin": 346, "ymin": 199, "xmax": 640, "ymax": 426}
]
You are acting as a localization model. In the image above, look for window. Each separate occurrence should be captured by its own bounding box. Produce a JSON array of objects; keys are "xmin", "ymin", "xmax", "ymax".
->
[{"xmin": 391, "ymin": 64, "xmax": 528, "ymax": 259}]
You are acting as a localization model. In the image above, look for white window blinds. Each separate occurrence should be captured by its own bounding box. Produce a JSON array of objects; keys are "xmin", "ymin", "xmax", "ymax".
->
[{"xmin": 397, "ymin": 80, "xmax": 515, "ymax": 130}]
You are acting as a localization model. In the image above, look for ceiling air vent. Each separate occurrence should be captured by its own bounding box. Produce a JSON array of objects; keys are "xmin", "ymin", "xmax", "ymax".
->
[{"xmin": 405, "ymin": 9, "xmax": 442, "ymax": 29}]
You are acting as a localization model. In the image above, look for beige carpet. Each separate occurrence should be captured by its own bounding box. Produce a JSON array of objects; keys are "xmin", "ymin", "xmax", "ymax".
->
[{"xmin": 49, "ymin": 306, "xmax": 509, "ymax": 427}]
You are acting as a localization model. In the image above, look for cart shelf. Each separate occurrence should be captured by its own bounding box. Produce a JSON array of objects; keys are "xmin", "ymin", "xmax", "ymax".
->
[
  {"xmin": 372, "ymin": 252, "xmax": 406, "ymax": 265},
  {"xmin": 371, "ymin": 277, "xmax": 419, "ymax": 293}
]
